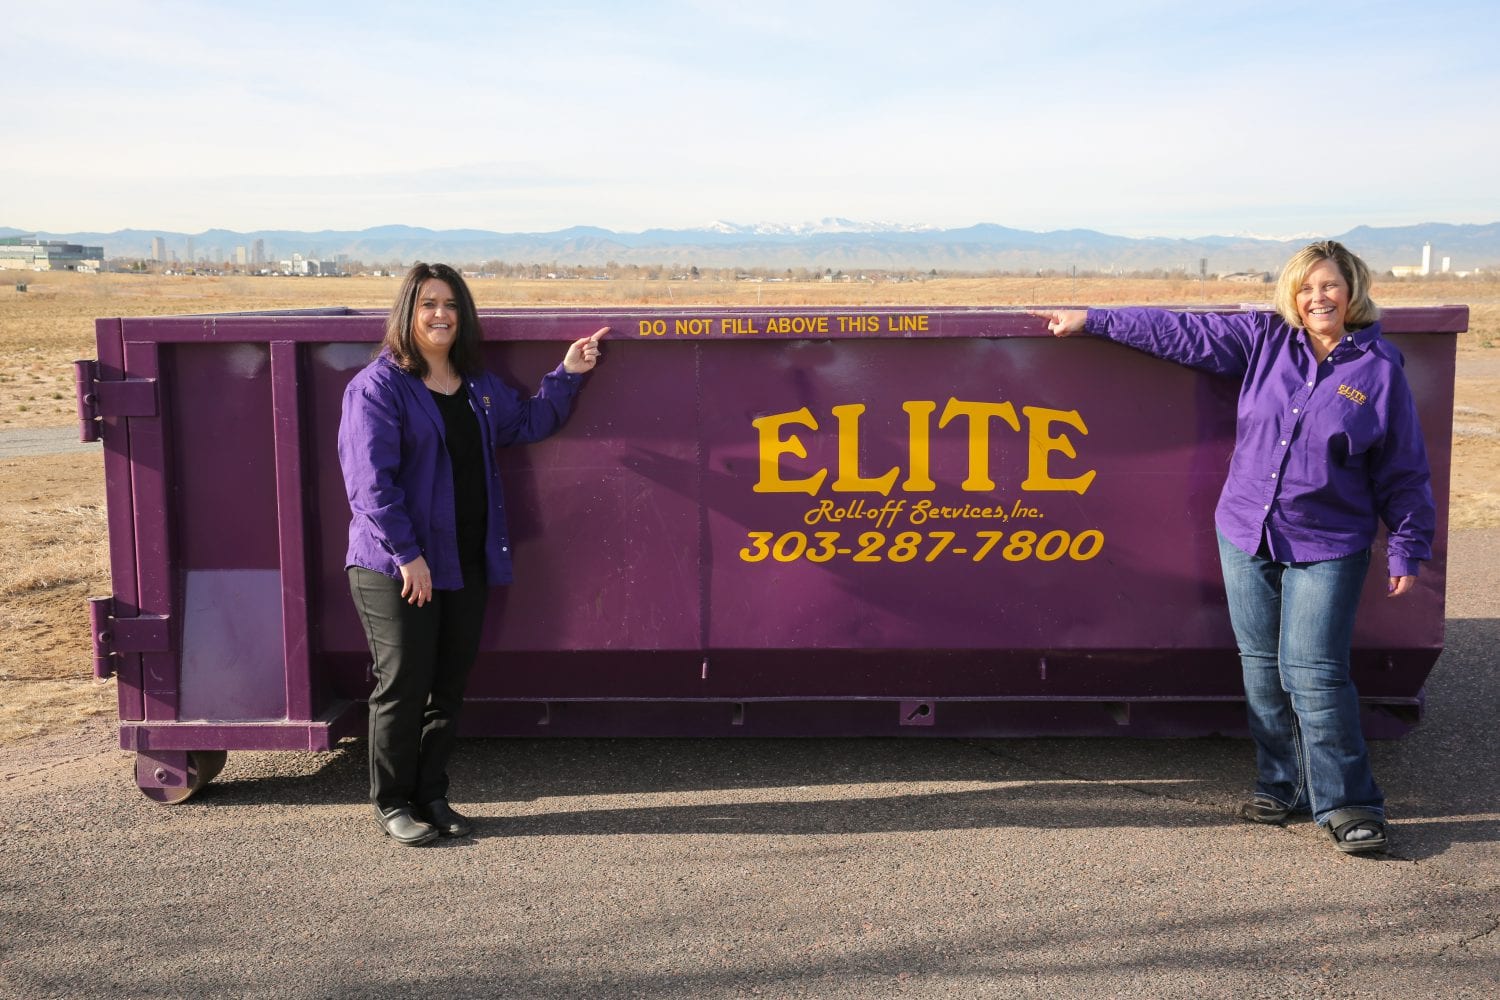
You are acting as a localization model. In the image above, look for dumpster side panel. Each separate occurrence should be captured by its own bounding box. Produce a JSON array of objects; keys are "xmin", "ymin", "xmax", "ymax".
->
[
  {"xmin": 700, "ymin": 335, "xmax": 1238, "ymax": 658},
  {"xmin": 482, "ymin": 340, "xmax": 704, "ymax": 655},
  {"xmin": 167, "ymin": 343, "xmax": 288, "ymax": 721},
  {"xmin": 308, "ymin": 337, "xmax": 708, "ymax": 706},
  {"xmin": 94, "ymin": 319, "xmax": 146, "ymax": 722},
  {"xmin": 307, "ymin": 342, "xmax": 386, "ymax": 701},
  {"xmin": 120, "ymin": 338, "xmax": 180, "ymax": 724},
  {"xmin": 91, "ymin": 306, "xmax": 1461, "ymax": 753}
]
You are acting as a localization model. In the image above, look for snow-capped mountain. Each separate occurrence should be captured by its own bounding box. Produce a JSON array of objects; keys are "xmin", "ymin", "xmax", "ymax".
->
[{"xmin": 7, "ymin": 221, "xmax": 1497, "ymax": 272}]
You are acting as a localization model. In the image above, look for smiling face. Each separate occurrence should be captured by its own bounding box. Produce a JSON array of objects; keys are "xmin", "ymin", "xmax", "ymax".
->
[
  {"xmin": 411, "ymin": 278, "xmax": 459, "ymax": 359},
  {"xmin": 1295, "ymin": 258, "xmax": 1350, "ymax": 339}
]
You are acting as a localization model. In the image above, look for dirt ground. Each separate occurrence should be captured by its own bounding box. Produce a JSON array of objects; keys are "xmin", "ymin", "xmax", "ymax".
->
[
  {"xmin": 2, "ymin": 272, "xmax": 1498, "ymax": 743},
  {"xmin": 0, "ymin": 451, "xmax": 115, "ymax": 740}
]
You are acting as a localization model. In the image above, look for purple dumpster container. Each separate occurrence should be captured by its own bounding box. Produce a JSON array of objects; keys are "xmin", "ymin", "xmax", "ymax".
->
[{"xmin": 78, "ymin": 304, "xmax": 1463, "ymax": 801}]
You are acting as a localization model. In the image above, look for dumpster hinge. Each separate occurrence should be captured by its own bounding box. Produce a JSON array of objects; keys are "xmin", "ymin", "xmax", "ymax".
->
[
  {"xmin": 89, "ymin": 597, "xmax": 171, "ymax": 679},
  {"xmin": 75, "ymin": 360, "xmax": 158, "ymax": 443}
]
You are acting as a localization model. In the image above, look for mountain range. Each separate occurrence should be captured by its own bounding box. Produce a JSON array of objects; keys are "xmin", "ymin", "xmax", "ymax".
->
[{"xmin": 5, "ymin": 220, "xmax": 1498, "ymax": 274}]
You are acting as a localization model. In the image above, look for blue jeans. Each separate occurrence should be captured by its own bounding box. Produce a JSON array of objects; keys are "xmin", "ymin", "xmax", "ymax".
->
[{"xmin": 1216, "ymin": 531, "xmax": 1383, "ymax": 825}]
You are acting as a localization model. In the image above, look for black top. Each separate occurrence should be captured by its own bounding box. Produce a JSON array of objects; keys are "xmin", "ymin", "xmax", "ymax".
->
[{"xmin": 429, "ymin": 386, "xmax": 488, "ymax": 569}]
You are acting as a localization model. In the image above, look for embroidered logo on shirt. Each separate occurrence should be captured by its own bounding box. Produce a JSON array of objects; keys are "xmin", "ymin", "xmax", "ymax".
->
[
  {"xmin": 482, "ymin": 395, "xmax": 492, "ymax": 408},
  {"xmin": 1337, "ymin": 384, "xmax": 1367, "ymax": 405}
]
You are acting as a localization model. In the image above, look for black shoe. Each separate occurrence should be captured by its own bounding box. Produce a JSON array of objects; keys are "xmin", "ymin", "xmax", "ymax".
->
[
  {"xmin": 374, "ymin": 805, "xmax": 439, "ymax": 846},
  {"xmin": 1238, "ymin": 795, "xmax": 1293, "ymax": 825},
  {"xmin": 419, "ymin": 799, "xmax": 473, "ymax": 837}
]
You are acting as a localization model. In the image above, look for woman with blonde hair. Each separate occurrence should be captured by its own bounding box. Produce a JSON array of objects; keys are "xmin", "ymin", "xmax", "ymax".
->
[{"xmin": 1034, "ymin": 241, "xmax": 1434, "ymax": 854}]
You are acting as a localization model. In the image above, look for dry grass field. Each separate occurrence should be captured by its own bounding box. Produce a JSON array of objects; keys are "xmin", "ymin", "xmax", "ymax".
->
[{"xmin": 2, "ymin": 269, "xmax": 1498, "ymax": 743}]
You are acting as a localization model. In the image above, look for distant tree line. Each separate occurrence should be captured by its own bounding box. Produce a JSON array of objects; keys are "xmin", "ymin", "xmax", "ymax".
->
[{"xmin": 100, "ymin": 257, "xmax": 1490, "ymax": 282}]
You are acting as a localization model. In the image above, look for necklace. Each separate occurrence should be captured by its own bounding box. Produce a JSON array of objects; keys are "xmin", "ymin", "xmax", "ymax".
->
[{"xmin": 427, "ymin": 364, "xmax": 459, "ymax": 395}]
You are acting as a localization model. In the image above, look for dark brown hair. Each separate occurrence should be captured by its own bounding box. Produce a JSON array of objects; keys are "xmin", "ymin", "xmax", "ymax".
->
[{"xmin": 380, "ymin": 262, "xmax": 484, "ymax": 377}]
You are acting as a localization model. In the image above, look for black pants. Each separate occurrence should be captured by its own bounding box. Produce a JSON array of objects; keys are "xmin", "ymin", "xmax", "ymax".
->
[{"xmin": 348, "ymin": 564, "xmax": 490, "ymax": 810}]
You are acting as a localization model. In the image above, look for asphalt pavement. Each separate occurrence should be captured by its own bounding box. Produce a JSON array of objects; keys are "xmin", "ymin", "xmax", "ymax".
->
[
  {"xmin": 1, "ymin": 534, "xmax": 1496, "ymax": 998},
  {"xmin": 0, "ymin": 426, "xmax": 98, "ymax": 459}
]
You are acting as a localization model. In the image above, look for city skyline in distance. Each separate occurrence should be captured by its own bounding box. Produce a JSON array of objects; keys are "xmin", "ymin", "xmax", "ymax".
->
[{"xmin": 6, "ymin": 219, "xmax": 1497, "ymax": 275}]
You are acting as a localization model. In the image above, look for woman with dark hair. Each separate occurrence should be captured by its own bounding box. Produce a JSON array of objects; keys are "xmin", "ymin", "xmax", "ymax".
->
[
  {"xmin": 339, "ymin": 262, "xmax": 606, "ymax": 846},
  {"xmin": 1034, "ymin": 240, "xmax": 1434, "ymax": 854}
]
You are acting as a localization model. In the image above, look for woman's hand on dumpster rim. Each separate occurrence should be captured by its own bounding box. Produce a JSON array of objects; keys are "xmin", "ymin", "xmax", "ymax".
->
[
  {"xmin": 1029, "ymin": 309, "xmax": 1089, "ymax": 337},
  {"xmin": 399, "ymin": 555, "xmax": 433, "ymax": 607},
  {"xmin": 563, "ymin": 327, "xmax": 609, "ymax": 374},
  {"xmin": 1388, "ymin": 575, "xmax": 1417, "ymax": 598}
]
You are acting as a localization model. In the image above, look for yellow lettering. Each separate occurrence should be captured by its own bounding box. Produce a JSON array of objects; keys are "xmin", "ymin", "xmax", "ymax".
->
[
  {"xmin": 750, "ymin": 398, "xmax": 1094, "ymax": 497},
  {"xmin": 831, "ymin": 404, "xmax": 899, "ymax": 495},
  {"xmin": 939, "ymin": 399, "xmax": 1021, "ymax": 491},
  {"xmin": 886, "ymin": 314, "xmax": 930, "ymax": 332},
  {"xmin": 766, "ymin": 316, "xmax": 830, "ymax": 335},
  {"xmin": 1021, "ymin": 406, "xmax": 1096, "ymax": 494},
  {"xmin": 752, "ymin": 408, "xmax": 827, "ymax": 495},
  {"xmin": 901, "ymin": 401, "xmax": 937, "ymax": 492},
  {"xmin": 719, "ymin": 317, "xmax": 760, "ymax": 335}
]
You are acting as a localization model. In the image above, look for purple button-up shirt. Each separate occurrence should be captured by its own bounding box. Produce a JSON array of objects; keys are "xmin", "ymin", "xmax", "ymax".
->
[
  {"xmin": 1084, "ymin": 308, "xmax": 1434, "ymax": 577},
  {"xmin": 338, "ymin": 352, "xmax": 582, "ymax": 590}
]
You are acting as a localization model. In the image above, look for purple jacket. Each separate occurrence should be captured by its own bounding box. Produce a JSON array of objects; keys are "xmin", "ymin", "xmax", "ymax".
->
[
  {"xmin": 1085, "ymin": 308, "xmax": 1434, "ymax": 577},
  {"xmin": 338, "ymin": 353, "xmax": 582, "ymax": 589}
]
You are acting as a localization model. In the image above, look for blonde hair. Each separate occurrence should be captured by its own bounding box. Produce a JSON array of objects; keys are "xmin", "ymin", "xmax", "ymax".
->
[{"xmin": 1273, "ymin": 240, "xmax": 1380, "ymax": 330}]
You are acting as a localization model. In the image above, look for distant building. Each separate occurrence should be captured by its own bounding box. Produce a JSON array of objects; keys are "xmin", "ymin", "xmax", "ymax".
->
[
  {"xmin": 0, "ymin": 236, "xmax": 104, "ymax": 272},
  {"xmin": 279, "ymin": 253, "xmax": 341, "ymax": 276},
  {"xmin": 151, "ymin": 236, "xmax": 166, "ymax": 262},
  {"xmin": 1391, "ymin": 242, "xmax": 1433, "ymax": 278}
]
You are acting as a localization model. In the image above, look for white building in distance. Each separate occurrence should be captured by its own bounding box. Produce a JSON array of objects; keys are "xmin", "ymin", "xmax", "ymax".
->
[
  {"xmin": 1391, "ymin": 242, "xmax": 1437, "ymax": 277},
  {"xmin": 0, "ymin": 236, "xmax": 104, "ymax": 271}
]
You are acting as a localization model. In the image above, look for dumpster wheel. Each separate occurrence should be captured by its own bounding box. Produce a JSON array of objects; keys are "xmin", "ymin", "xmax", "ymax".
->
[{"xmin": 134, "ymin": 749, "xmax": 228, "ymax": 804}]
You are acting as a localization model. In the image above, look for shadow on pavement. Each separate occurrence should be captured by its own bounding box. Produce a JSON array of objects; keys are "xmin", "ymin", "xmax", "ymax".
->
[{"xmin": 187, "ymin": 615, "xmax": 1494, "ymax": 857}]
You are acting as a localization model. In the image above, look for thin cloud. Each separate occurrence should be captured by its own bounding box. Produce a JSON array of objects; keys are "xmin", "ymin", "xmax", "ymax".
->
[{"xmin": 3, "ymin": 0, "xmax": 1496, "ymax": 236}]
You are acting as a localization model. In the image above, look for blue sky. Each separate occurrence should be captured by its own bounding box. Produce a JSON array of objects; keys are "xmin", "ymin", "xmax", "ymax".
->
[{"xmin": 6, "ymin": 0, "xmax": 1497, "ymax": 239}]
